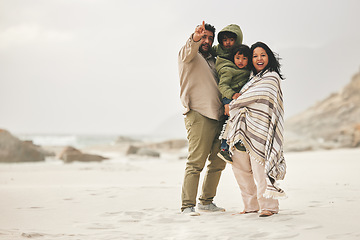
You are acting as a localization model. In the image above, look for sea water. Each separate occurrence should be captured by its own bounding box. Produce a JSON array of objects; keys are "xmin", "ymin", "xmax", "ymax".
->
[
  {"xmin": 17, "ymin": 133, "xmax": 173, "ymax": 148},
  {"xmin": 18, "ymin": 134, "xmax": 120, "ymax": 148}
]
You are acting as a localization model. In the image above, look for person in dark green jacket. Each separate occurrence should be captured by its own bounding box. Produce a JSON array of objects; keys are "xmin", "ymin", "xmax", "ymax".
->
[
  {"xmin": 217, "ymin": 44, "xmax": 251, "ymax": 164},
  {"xmin": 212, "ymin": 24, "xmax": 243, "ymax": 59}
]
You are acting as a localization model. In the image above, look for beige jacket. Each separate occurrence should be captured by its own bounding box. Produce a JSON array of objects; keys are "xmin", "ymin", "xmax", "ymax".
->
[{"xmin": 178, "ymin": 35, "xmax": 223, "ymax": 121}]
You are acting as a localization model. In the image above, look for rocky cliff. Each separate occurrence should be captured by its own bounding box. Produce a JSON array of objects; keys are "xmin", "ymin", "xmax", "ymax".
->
[{"xmin": 285, "ymin": 69, "xmax": 360, "ymax": 151}]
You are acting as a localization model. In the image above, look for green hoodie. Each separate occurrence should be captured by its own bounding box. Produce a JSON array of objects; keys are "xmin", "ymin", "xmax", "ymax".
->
[
  {"xmin": 212, "ymin": 24, "xmax": 243, "ymax": 59},
  {"xmin": 216, "ymin": 57, "xmax": 250, "ymax": 100}
]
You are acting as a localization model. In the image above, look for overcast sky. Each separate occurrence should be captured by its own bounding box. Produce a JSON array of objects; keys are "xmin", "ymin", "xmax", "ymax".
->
[{"xmin": 1, "ymin": 0, "xmax": 360, "ymax": 136}]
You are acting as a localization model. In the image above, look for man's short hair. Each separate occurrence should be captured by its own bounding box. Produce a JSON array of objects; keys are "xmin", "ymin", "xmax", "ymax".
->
[{"xmin": 204, "ymin": 23, "xmax": 216, "ymax": 36}]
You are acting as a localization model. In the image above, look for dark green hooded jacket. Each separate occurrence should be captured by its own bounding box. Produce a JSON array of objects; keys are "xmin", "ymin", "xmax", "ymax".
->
[
  {"xmin": 212, "ymin": 24, "xmax": 243, "ymax": 59},
  {"xmin": 216, "ymin": 57, "xmax": 250, "ymax": 100}
]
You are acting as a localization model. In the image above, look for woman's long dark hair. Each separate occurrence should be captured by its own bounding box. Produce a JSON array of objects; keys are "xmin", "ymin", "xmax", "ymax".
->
[{"xmin": 250, "ymin": 42, "xmax": 284, "ymax": 80}]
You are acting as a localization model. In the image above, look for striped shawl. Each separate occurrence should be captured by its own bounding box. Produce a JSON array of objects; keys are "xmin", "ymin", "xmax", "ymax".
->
[{"xmin": 224, "ymin": 70, "xmax": 286, "ymax": 199}]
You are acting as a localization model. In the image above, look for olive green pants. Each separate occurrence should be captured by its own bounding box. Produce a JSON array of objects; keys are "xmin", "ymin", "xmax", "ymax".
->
[{"xmin": 181, "ymin": 110, "xmax": 226, "ymax": 211}]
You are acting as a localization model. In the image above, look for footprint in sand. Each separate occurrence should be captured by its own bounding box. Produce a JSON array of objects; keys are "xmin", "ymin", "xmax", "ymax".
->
[
  {"xmin": 87, "ymin": 222, "xmax": 116, "ymax": 230},
  {"xmin": 301, "ymin": 224, "xmax": 323, "ymax": 230},
  {"xmin": 123, "ymin": 211, "xmax": 146, "ymax": 218},
  {"xmin": 101, "ymin": 211, "xmax": 123, "ymax": 216},
  {"xmin": 118, "ymin": 219, "xmax": 141, "ymax": 223},
  {"xmin": 273, "ymin": 232, "xmax": 300, "ymax": 239},
  {"xmin": 21, "ymin": 232, "xmax": 44, "ymax": 238},
  {"xmin": 284, "ymin": 210, "xmax": 305, "ymax": 215},
  {"xmin": 249, "ymin": 232, "xmax": 270, "ymax": 238},
  {"xmin": 274, "ymin": 210, "xmax": 306, "ymax": 221},
  {"xmin": 308, "ymin": 200, "xmax": 333, "ymax": 208},
  {"xmin": 273, "ymin": 216, "xmax": 293, "ymax": 222},
  {"xmin": 326, "ymin": 232, "xmax": 360, "ymax": 239},
  {"xmin": 114, "ymin": 211, "xmax": 146, "ymax": 223},
  {"xmin": 29, "ymin": 206, "xmax": 43, "ymax": 209}
]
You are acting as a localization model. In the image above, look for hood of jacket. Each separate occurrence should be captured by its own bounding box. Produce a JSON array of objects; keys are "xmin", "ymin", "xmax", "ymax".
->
[
  {"xmin": 217, "ymin": 24, "xmax": 243, "ymax": 46},
  {"xmin": 212, "ymin": 24, "xmax": 243, "ymax": 59}
]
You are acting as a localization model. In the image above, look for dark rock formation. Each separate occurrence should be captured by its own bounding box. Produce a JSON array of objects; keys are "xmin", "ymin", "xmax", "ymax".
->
[
  {"xmin": 0, "ymin": 129, "xmax": 46, "ymax": 162},
  {"xmin": 126, "ymin": 145, "xmax": 160, "ymax": 157},
  {"xmin": 58, "ymin": 146, "xmax": 108, "ymax": 163}
]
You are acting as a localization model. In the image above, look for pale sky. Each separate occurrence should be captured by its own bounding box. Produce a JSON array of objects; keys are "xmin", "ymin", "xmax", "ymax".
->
[{"xmin": 1, "ymin": 0, "xmax": 359, "ymax": 136}]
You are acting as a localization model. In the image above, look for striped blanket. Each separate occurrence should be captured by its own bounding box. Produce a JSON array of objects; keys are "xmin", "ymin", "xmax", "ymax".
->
[{"xmin": 223, "ymin": 70, "xmax": 286, "ymax": 199}]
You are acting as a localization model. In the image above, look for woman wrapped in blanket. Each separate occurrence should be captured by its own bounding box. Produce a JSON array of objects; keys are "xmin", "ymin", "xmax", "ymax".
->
[{"xmin": 222, "ymin": 42, "xmax": 286, "ymax": 217}]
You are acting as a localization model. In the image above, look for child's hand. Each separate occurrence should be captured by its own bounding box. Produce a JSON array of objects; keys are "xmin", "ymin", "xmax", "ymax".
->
[
  {"xmin": 193, "ymin": 21, "xmax": 206, "ymax": 42},
  {"xmin": 224, "ymin": 104, "xmax": 230, "ymax": 116},
  {"xmin": 232, "ymin": 93, "xmax": 241, "ymax": 99}
]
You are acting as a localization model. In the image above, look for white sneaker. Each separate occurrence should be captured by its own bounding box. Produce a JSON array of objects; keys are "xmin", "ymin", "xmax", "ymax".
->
[
  {"xmin": 182, "ymin": 207, "xmax": 200, "ymax": 216},
  {"xmin": 197, "ymin": 203, "xmax": 225, "ymax": 212}
]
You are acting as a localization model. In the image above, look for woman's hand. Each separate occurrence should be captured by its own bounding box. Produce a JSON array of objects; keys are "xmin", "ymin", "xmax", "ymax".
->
[{"xmin": 224, "ymin": 104, "xmax": 230, "ymax": 116}]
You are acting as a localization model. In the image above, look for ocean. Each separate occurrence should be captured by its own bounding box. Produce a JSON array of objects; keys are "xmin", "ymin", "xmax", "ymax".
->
[
  {"xmin": 17, "ymin": 133, "xmax": 179, "ymax": 148},
  {"xmin": 18, "ymin": 134, "xmax": 126, "ymax": 148}
]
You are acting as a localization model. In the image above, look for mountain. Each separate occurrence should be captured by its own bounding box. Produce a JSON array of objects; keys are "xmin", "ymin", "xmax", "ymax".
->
[{"xmin": 284, "ymin": 68, "xmax": 360, "ymax": 151}]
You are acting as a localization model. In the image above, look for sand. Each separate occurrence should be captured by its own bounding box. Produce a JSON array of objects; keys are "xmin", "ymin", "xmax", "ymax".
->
[{"xmin": 1, "ymin": 148, "xmax": 360, "ymax": 240}]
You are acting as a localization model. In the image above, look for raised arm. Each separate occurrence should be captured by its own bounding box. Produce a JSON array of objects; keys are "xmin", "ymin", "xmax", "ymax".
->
[{"xmin": 178, "ymin": 21, "xmax": 205, "ymax": 63}]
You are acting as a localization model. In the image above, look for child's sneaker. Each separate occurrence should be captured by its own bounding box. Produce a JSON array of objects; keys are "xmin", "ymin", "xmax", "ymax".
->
[{"xmin": 217, "ymin": 150, "xmax": 233, "ymax": 164}]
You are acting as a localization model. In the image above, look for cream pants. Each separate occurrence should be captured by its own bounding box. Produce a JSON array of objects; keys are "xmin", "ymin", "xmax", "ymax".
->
[{"xmin": 232, "ymin": 150, "xmax": 279, "ymax": 213}]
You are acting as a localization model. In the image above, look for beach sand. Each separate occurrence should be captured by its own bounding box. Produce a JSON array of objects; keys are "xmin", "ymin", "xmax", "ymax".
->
[{"xmin": 1, "ymin": 148, "xmax": 360, "ymax": 240}]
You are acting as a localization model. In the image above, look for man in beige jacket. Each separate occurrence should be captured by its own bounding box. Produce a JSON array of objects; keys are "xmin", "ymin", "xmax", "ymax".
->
[{"xmin": 178, "ymin": 21, "xmax": 226, "ymax": 216}]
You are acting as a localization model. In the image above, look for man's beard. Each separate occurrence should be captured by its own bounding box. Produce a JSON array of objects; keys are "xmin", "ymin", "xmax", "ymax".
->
[{"xmin": 199, "ymin": 43, "xmax": 210, "ymax": 56}]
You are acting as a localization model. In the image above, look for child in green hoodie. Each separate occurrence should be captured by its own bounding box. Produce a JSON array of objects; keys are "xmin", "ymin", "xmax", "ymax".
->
[
  {"xmin": 216, "ymin": 44, "xmax": 251, "ymax": 164},
  {"xmin": 212, "ymin": 24, "xmax": 243, "ymax": 59}
]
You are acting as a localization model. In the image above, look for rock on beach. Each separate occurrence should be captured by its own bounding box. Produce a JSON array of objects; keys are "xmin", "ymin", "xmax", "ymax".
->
[
  {"xmin": 58, "ymin": 146, "xmax": 108, "ymax": 163},
  {"xmin": 0, "ymin": 129, "xmax": 46, "ymax": 163}
]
